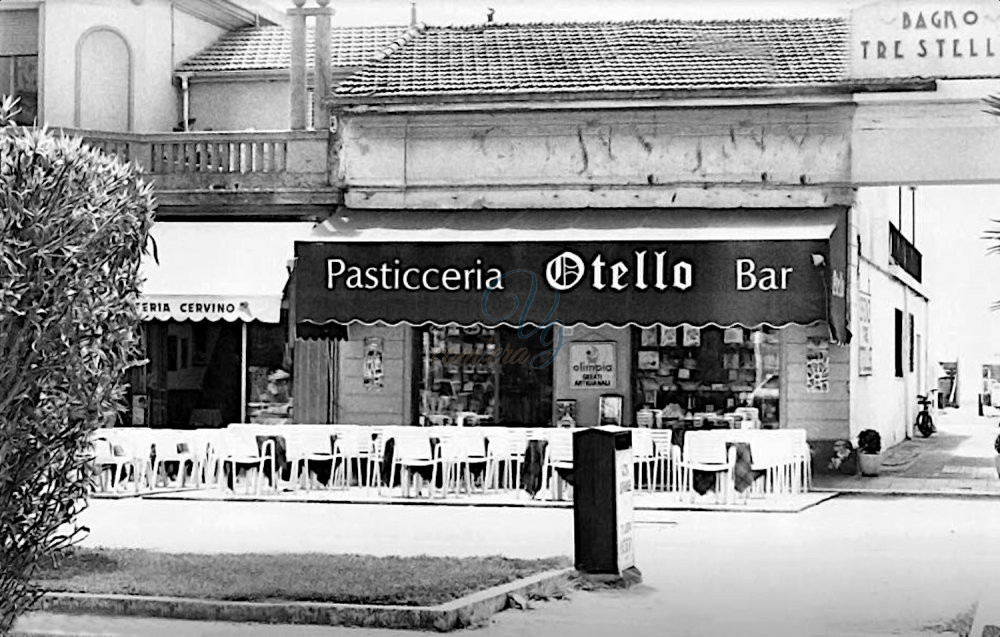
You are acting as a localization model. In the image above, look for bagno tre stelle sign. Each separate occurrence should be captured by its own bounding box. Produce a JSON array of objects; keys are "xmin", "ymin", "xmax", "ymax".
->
[{"xmin": 851, "ymin": 1, "xmax": 1000, "ymax": 79}]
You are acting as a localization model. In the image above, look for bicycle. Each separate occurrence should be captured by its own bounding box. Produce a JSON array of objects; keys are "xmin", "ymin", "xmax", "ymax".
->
[{"xmin": 915, "ymin": 390, "xmax": 937, "ymax": 438}]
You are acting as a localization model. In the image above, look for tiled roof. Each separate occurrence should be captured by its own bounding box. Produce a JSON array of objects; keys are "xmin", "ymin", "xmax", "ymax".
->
[
  {"xmin": 334, "ymin": 18, "xmax": 850, "ymax": 98},
  {"xmin": 177, "ymin": 25, "xmax": 413, "ymax": 74}
]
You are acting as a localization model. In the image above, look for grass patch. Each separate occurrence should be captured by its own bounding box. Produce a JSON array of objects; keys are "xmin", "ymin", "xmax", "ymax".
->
[{"xmin": 34, "ymin": 548, "xmax": 570, "ymax": 607}]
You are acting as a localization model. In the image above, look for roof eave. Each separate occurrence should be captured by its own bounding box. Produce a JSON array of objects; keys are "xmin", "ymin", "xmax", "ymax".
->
[
  {"xmin": 178, "ymin": 67, "xmax": 361, "ymax": 84},
  {"xmin": 327, "ymin": 79, "xmax": 938, "ymax": 112},
  {"xmin": 174, "ymin": 0, "xmax": 286, "ymax": 29}
]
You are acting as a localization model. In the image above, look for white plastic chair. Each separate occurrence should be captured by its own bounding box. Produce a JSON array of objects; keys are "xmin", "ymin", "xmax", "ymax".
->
[
  {"xmin": 786, "ymin": 429, "xmax": 812, "ymax": 492},
  {"xmin": 541, "ymin": 430, "xmax": 574, "ymax": 501},
  {"xmin": 369, "ymin": 432, "xmax": 388, "ymax": 490},
  {"xmin": 436, "ymin": 431, "xmax": 488, "ymax": 497},
  {"xmin": 677, "ymin": 430, "xmax": 736, "ymax": 504},
  {"xmin": 99, "ymin": 428, "xmax": 154, "ymax": 492},
  {"xmin": 285, "ymin": 429, "xmax": 337, "ymax": 490},
  {"xmin": 149, "ymin": 430, "xmax": 199, "ymax": 490},
  {"xmin": 389, "ymin": 432, "xmax": 437, "ymax": 498},
  {"xmin": 187, "ymin": 429, "xmax": 223, "ymax": 488},
  {"xmin": 485, "ymin": 429, "xmax": 521, "ymax": 491},
  {"xmin": 728, "ymin": 430, "xmax": 785, "ymax": 498},
  {"xmin": 632, "ymin": 429, "xmax": 657, "ymax": 492},
  {"xmin": 89, "ymin": 436, "xmax": 134, "ymax": 493},
  {"xmin": 334, "ymin": 427, "xmax": 374, "ymax": 488},
  {"xmin": 649, "ymin": 430, "xmax": 675, "ymax": 491},
  {"xmin": 218, "ymin": 430, "xmax": 276, "ymax": 495}
]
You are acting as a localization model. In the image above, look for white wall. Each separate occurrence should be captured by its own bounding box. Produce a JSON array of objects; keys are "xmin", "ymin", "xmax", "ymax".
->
[
  {"xmin": 781, "ymin": 324, "xmax": 850, "ymax": 442},
  {"xmin": 850, "ymin": 187, "xmax": 930, "ymax": 448},
  {"xmin": 189, "ymin": 79, "xmax": 289, "ymax": 131},
  {"xmin": 41, "ymin": 0, "xmax": 224, "ymax": 131},
  {"xmin": 853, "ymin": 79, "xmax": 1000, "ymax": 187},
  {"xmin": 338, "ymin": 104, "xmax": 854, "ymax": 210}
]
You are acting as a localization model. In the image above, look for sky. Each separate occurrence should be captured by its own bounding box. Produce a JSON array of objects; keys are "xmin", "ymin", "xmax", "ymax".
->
[
  {"xmin": 922, "ymin": 186, "xmax": 1000, "ymax": 365},
  {"xmin": 262, "ymin": 0, "xmax": 857, "ymax": 25}
]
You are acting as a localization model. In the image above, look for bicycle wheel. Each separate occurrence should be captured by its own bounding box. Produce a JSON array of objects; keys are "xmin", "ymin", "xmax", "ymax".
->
[{"xmin": 915, "ymin": 411, "xmax": 934, "ymax": 438}]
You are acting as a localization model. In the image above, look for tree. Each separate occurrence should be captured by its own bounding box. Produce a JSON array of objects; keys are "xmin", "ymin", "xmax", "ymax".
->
[{"xmin": 0, "ymin": 97, "xmax": 155, "ymax": 632}]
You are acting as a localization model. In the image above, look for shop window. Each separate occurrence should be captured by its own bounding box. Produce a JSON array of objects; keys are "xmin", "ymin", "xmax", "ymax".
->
[
  {"xmin": 421, "ymin": 326, "xmax": 499, "ymax": 426},
  {"xmin": 894, "ymin": 309, "xmax": 904, "ymax": 378},
  {"xmin": 418, "ymin": 326, "xmax": 553, "ymax": 427},
  {"xmin": 0, "ymin": 55, "xmax": 38, "ymax": 125},
  {"xmin": 633, "ymin": 325, "xmax": 781, "ymax": 428}
]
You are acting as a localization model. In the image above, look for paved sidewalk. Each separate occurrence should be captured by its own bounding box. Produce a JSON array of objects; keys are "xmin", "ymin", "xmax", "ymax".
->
[
  {"xmin": 814, "ymin": 408, "xmax": 1000, "ymax": 495},
  {"xmin": 14, "ymin": 496, "xmax": 997, "ymax": 637}
]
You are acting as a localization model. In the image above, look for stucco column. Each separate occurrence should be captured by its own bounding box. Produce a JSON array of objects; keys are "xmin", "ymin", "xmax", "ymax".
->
[
  {"xmin": 313, "ymin": 0, "xmax": 334, "ymax": 130},
  {"xmin": 288, "ymin": 0, "xmax": 308, "ymax": 130}
]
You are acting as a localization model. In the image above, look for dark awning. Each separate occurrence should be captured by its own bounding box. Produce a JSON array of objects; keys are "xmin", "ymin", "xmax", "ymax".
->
[{"xmin": 293, "ymin": 208, "xmax": 849, "ymax": 342}]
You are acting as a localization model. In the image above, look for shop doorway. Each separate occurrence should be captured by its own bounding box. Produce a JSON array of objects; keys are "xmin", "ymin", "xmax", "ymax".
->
[
  {"xmin": 127, "ymin": 321, "xmax": 243, "ymax": 428},
  {"xmin": 496, "ymin": 327, "xmax": 553, "ymax": 427}
]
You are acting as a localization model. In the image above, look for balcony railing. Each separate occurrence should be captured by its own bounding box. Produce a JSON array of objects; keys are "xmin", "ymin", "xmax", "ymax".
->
[
  {"xmin": 44, "ymin": 128, "xmax": 338, "ymax": 213},
  {"xmin": 889, "ymin": 222, "xmax": 922, "ymax": 282}
]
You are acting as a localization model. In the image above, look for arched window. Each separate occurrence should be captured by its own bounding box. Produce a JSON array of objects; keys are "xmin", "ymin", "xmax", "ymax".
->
[{"xmin": 75, "ymin": 27, "xmax": 132, "ymax": 131}]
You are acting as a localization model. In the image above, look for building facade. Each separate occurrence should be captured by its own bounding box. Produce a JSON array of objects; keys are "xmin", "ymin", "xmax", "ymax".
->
[{"xmin": 11, "ymin": 0, "xmax": 1000, "ymax": 472}]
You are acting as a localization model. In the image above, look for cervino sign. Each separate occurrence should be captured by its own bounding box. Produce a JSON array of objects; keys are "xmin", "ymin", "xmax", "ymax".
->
[{"xmin": 851, "ymin": 1, "xmax": 1000, "ymax": 79}]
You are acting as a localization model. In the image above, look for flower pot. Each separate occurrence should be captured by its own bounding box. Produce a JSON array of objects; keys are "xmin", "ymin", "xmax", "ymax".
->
[{"xmin": 859, "ymin": 452, "xmax": 882, "ymax": 477}]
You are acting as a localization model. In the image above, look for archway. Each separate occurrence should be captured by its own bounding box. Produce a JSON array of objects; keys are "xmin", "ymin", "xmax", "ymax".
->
[{"xmin": 75, "ymin": 27, "xmax": 132, "ymax": 132}]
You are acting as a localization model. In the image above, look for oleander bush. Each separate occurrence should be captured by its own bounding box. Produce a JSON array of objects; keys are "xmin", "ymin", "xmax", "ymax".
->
[{"xmin": 0, "ymin": 96, "xmax": 155, "ymax": 633}]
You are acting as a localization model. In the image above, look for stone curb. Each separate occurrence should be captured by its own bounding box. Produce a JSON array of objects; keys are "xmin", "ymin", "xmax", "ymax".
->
[
  {"xmin": 25, "ymin": 567, "xmax": 575, "ymax": 633},
  {"xmin": 815, "ymin": 487, "xmax": 1000, "ymax": 498},
  {"xmin": 140, "ymin": 492, "xmax": 834, "ymax": 513},
  {"xmin": 141, "ymin": 492, "xmax": 575, "ymax": 508}
]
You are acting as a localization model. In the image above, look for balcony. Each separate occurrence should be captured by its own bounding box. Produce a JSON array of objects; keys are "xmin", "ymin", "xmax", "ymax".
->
[
  {"xmin": 889, "ymin": 222, "xmax": 922, "ymax": 283},
  {"xmin": 53, "ymin": 129, "xmax": 340, "ymax": 218}
]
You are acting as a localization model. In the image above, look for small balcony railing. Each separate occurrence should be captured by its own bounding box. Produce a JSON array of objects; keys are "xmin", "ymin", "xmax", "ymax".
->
[
  {"xmin": 890, "ymin": 222, "xmax": 922, "ymax": 282},
  {"xmin": 42, "ymin": 128, "xmax": 337, "ymax": 211}
]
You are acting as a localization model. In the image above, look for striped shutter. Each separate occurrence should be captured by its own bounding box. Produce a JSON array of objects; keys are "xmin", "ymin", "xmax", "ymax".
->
[{"xmin": 0, "ymin": 10, "xmax": 39, "ymax": 56}]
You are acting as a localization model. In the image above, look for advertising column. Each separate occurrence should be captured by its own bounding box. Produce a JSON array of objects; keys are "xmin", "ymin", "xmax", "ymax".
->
[{"xmin": 573, "ymin": 426, "xmax": 641, "ymax": 585}]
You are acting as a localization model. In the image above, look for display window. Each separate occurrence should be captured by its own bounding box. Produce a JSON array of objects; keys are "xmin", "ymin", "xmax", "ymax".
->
[
  {"xmin": 633, "ymin": 325, "xmax": 781, "ymax": 427},
  {"xmin": 418, "ymin": 326, "xmax": 553, "ymax": 427},
  {"xmin": 420, "ymin": 326, "xmax": 500, "ymax": 426}
]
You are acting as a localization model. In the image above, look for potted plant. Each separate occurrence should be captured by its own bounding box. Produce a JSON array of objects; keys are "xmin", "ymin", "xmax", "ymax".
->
[
  {"xmin": 857, "ymin": 429, "xmax": 882, "ymax": 476},
  {"xmin": 993, "ymin": 433, "xmax": 1000, "ymax": 478}
]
